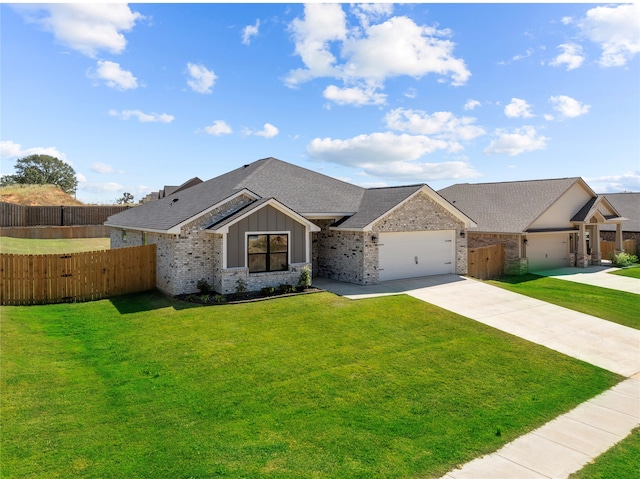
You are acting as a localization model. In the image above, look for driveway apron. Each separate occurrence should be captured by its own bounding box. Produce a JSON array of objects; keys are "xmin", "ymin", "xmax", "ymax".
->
[{"xmin": 313, "ymin": 274, "xmax": 640, "ymax": 479}]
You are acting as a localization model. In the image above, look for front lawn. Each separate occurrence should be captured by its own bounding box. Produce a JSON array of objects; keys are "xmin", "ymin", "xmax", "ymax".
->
[
  {"xmin": 488, "ymin": 275, "xmax": 639, "ymax": 330},
  {"xmin": 0, "ymin": 236, "xmax": 110, "ymax": 254},
  {"xmin": 1, "ymin": 292, "xmax": 620, "ymax": 478},
  {"xmin": 569, "ymin": 427, "xmax": 639, "ymax": 479},
  {"xmin": 609, "ymin": 265, "xmax": 640, "ymax": 279}
]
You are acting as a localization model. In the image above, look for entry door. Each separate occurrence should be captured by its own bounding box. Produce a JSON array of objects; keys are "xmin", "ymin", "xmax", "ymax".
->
[{"xmin": 378, "ymin": 231, "xmax": 455, "ymax": 281}]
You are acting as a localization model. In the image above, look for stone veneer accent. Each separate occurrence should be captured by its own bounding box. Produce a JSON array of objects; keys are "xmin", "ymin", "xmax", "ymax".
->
[{"xmin": 312, "ymin": 191, "xmax": 468, "ymax": 285}]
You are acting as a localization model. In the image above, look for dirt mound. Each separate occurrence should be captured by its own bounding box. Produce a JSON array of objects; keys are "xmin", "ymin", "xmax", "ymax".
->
[{"xmin": 0, "ymin": 184, "xmax": 85, "ymax": 206}]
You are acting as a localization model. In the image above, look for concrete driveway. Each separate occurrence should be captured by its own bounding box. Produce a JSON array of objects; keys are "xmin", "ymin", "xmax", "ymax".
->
[{"xmin": 313, "ymin": 274, "xmax": 639, "ymax": 377}]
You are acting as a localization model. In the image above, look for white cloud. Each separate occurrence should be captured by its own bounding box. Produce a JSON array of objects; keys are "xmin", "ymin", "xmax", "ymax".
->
[
  {"xmin": 307, "ymin": 132, "xmax": 479, "ymax": 181},
  {"xmin": 186, "ymin": 63, "xmax": 217, "ymax": 94},
  {"xmin": 90, "ymin": 162, "xmax": 123, "ymax": 174},
  {"xmin": 308, "ymin": 132, "xmax": 449, "ymax": 164},
  {"xmin": 384, "ymin": 108, "xmax": 485, "ymax": 142},
  {"xmin": 341, "ymin": 16, "xmax": 470, "ymax": 86},
  {"xmin": 464, "ymin": 99, "xmax": 481, "ymax": 111},
  {"xmin": 14, "ymin": 4, "xmax": 142, "ymax": 58},
  {"xmin": 0, "ymin": 140, "xmax": 67, "ymax": 163},
  {"xmin": 350, "ymin": 3, "xmax": 393, "ymax": 29},
  {"xmin": 549, "ymin": 95, "xmax": 590, "ymax": 118},
  {"xmin": 286, "ymin": 4, "xmax": 470, "ymax": 102},
  {"xmin": 242, "ymin": 19, "xmax": 260, "ymax": 45},
  {"xmin": 504, "ymin": 98, "xmax": 534, "ymax": 119},
  {"xmin": 287, "ymin": 3, "xmax": 347, "ymax": 86},
  {"xmin": 578, "ymin": 4, "xmax": 640, "ymax": 67},
  {"xmin": 90, "ymin": 60, "xmax": 138, "ymax": 90},
  {"xmin": 323, "ymin": 84, "xmax": 386, "ymax": 106},
  {"xmin": 246, "ymin": 123, "xmax": 279, "ymax": 139},
  {"xmin": 76, "ymin": 172, "xmax": 87, "ymax": 184},
  {"xmin": 587, "ymin": 172, "xmax": 640, "ymax": 193},
  {"xmin": 109, "ymin": 109, "xmax": 174, "ymax": 123},
  {"xmin": 561, "ymin": 16, "xmax": 573, "ymax": 26},
  {"xmin": 484, "ymin": 126, "xmax": 549, "ymax": 156},
  {"xmin": 550, "ymin": 43, "xmax": 585, "ymax": 70},
  {"xmin": 204, "ymin": 120, "xmax": 233, "ymax": 136}
]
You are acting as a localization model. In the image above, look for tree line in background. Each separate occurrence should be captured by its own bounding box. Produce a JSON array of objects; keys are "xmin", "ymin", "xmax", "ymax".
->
[{"xmin": 1, "ymin": 154, "xmax": 134, "ymax": 204}]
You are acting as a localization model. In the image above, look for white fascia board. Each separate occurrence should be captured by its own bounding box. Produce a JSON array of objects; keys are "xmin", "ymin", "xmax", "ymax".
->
[
  {"xmin": 168, "ymin": 189, "xmax": 260, "ymax": 234},
  {"xmin": 207, "ymin": 198, "xmax": 321, "ymax": 234},
  {"xmin": 301, "ymin": 212, "xmax": 356, "ymax": 218},
  {"xmin": 105, "ymin": 224, "xmax": 178, "ymax": 235}
]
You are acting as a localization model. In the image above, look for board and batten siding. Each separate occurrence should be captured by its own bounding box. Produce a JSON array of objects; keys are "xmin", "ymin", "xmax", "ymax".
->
[{"xmin": 226, "ymin": 205, "xmax": 307, "ymax": 268}]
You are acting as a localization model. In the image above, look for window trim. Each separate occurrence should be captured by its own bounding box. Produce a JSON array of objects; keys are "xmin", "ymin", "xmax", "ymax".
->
[{"xmin": 245, "ymin": 231, "xmax": 290, "ymax": 273}]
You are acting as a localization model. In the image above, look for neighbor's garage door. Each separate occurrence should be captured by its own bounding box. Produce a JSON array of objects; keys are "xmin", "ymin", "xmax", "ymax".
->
[
  {"xmin": 526, "ymin": 234, "xmax": 569, "ymax": 271},
  {"xmin": 378, "ymin": 231, "xmax": 455, "ymax": 281}
]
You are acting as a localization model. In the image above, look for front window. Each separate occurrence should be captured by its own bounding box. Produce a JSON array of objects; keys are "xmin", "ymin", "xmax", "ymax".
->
[{"xmin": 248, "ymin": 234, "xmax": 288, "ymax": 273}]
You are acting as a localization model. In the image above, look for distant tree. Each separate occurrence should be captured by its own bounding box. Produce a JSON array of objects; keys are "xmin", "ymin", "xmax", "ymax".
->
[
  {"xmin": 116, "ymin": 192, "xmax": 134, "ymax": 204},
  {"xmin": 4, "ymin": 154, "xmax": 78, "ymax": 194}
]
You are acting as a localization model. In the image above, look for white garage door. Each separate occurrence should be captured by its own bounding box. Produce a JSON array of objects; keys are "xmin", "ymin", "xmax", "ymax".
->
[
  {"xmin": 526, "ymin": 234, "xmax": 569, "ymax": 271},
  {"xmin": 378, "ymin": 231, "xmax": 455, "ymax": 281}
]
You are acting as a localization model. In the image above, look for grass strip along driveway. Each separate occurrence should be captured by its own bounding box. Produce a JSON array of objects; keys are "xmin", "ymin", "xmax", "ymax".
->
[
  {"xmin": 488, "ymin": 274, "xmax": 639, "ymax": 330},
  {"xmin": 2, "ymin": 292, "xmax": 620, "ymax": 479}
]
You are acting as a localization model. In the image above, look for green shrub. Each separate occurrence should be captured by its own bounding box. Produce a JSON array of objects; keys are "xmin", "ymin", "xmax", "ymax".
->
[
  {"xmin": 261, "ymin": 286, "xmax": 276, "ymax": 296},
  {"xmin": 278, "ymin": 283, "xmax": 295, "ymax": 294},
  {"xmin": 298, "ymin": 266, "xmax": 311, "ymax": 289},
  {"xmin": 197, "ymin": 279, "xmax": 212, "ymax": 294},
  {"xmin": 612, "ymin": 252, "xmax": 639, "ymax": 267},
  {"xmin": 235, "ymin": 278, "xmax": 248, "ymax": 298}
]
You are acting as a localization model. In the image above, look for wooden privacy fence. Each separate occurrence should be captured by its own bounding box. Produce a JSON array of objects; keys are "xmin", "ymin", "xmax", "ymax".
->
[
  {"xmin": 0, "ymin": 244, "xmax": 156, "ymax": 305},
  {"xmin": 1, "ymin": 202, "xmax": 130, "ymax": 227},
  {"xmin": 468, "ymin": 243, "xmax": 505, "ymax": 280},
  {"xmin": 1, "ymin": 225, "xmax": 110, "ymax": 239},
  {"xmin": 600, "ymin": 239, "xmax": 637, "ymax": 260}
]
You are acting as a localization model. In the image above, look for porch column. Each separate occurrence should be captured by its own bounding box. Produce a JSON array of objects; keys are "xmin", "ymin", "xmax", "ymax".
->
[
  {"xmin": 576, "ymin": 224, "xmax": 588, "ymax": 268},
  {"xmin": 615, "ymin": 222, "xmax": 624, "ymax": 252},
  {"xmin": 591, "ymin": 224, "xmax": 601, "ymax": 266}
]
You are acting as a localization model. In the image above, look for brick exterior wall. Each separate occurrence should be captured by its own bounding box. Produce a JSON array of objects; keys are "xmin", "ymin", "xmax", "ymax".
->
[
  {"xmin": 312, "ymin": 191, "xmax": 468, "ymax": 285},
  {"xmin": 372, "ymin": 191, "xmax": 468, "ymax": 276},
  {"xmin": 110, "ymin": 196, "xmax": 253, "ymax": 296}
]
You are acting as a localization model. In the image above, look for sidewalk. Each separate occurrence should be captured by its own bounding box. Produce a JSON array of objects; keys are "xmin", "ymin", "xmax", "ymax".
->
[
  {"xmin": 535, "ymin": 265, "xmax": 639, "ymax": 295},
  {"xmin": 443, "ymin": 378, "xmax": 639, "ymax": 479},
  {"xmin": 314, "ymin": 274, "xmax": 640, "ymax": 478}
]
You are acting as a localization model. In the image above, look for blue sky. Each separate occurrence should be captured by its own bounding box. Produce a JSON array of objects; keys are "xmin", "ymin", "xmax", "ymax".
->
[{"xmin": 1, "ymin": 2, "xmax": 639, "ymax": 204}]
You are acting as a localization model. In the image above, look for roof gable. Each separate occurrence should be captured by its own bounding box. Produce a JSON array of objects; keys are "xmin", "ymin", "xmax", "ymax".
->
[
  {"xmin": 438, "ymin": 178, "xmax": 584, "ymax": 233},
  {"xmin": 335, "ymin": 184, "xmax": 475, "ymax": 231},
  {"xmin": 207, "ymin": 198, "xmax": 321, "ymax": 234}
]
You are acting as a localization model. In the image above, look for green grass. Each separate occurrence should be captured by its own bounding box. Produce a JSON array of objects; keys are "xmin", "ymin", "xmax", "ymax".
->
[
  {"xmin": 1, "ymin": 291, "xmax": 620, "ymax": 479},
  {"xmin": 609, "ymin": 265, "xmax": 640, "ymax": 279},
  {"xmin": 0, "ymin": 236, "xmax": 110, "ymax": 254},
  {"xmin": 569, "ymin": 427, "xmax": 640, "ymax": 479},
  {"xmin": 487, "ymin": 275, "xmax": 639, "ymax": 330}
]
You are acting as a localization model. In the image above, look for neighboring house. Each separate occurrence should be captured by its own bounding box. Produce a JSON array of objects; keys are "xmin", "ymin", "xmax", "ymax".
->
[
  {"xmin": 105, "ymin": 157, "xmax": 475, "ymax": 295},
  {"xmin": 140, "ymin": 177, "xmax": 202, "ymax": 203},
  {"xmin": 600, "ymin": 192, "xmax": 640, "ymax": 256},
  {"xmin": 438, "ymin": 178, "xmax": 627, "ymax": 274}
]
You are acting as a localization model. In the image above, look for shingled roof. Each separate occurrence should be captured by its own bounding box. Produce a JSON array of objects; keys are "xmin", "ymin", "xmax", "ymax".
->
[
  {"xmin": 105, "ymin": 158, "xmax": 365, "ymax": 232},
  {"xmin": 438, "ymin": 177, "xmax": 583, "ymax": 233},
  {"xmin": 600, "ymin": 193, "xmax": 640, "ymax": 232}
]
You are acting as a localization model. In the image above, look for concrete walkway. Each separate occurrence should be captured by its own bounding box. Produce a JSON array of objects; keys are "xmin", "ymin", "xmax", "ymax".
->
[
  {"xmin": 313, "ymin": 274, "xmax": 640, "ymax": 478},
  {"xmin": 535, "ymin": 265, "xmax": 640, "ymax": 295}
]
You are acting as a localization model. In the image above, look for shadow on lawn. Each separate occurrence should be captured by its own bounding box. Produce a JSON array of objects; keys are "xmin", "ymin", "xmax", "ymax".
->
[
  {"xmin": 490, "ymin": 274, "xmax": 544, "ymax": 285},
  {"xmin": 109, "ymin": 290, "xmax": 204, "ymax": 314}
]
